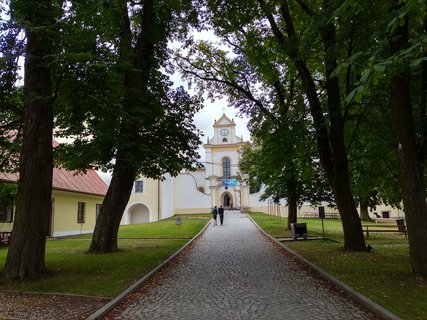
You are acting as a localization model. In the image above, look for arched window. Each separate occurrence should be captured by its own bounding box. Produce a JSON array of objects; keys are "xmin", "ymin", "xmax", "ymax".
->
[{"xmin": 222, "ymin": 157, "xmax": 231, "ymax": 178}]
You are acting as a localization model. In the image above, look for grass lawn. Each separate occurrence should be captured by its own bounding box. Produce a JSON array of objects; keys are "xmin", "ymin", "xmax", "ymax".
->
[
  {"xmin": 248, "ymin": 212, "xmax": 427, "ymax": 320},
  {"xmin": 0, "ymin": 214, "xmax": 210, "ymax": 298}
]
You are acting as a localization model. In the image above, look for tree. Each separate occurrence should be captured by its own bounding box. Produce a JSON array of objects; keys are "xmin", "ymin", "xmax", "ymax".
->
[
  {"xmin": 178, "ymin": 0, "xmax": 368, "ymax": 250},
  {"xmin": 333, "ymin": 0, "xmax": 427, "ymax": 276},
  {"xmin": 2, "ymin": 0, "xmax": 57, "ymax": 279},
  {"xmin": 240, "ymin": 122, "xmax": 331, "ymax": 230},
  {"xmin": 387, "ymin": 2, "xmax": 427, "ymax": 277},
  {"xmin": 53, "ymin": 0, "xmax": 202, "ymax": 252},
  {"xmin": 0, "ymin": 10, "xmax": 24, "ymax": 172},
  {"xmin": 344, "ymin": 84, "xmax": 401, "ymax": 221}
]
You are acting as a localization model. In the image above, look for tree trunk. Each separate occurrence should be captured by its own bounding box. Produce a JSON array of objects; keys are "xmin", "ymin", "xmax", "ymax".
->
[
  {"xmin": 359, "ymin": 203, "xmax": 373, "ymax": 222},
  {"xmin": 259, "ymin": 0, "xmax": 365, "ymax": 250},
  {"xmin": 88, "ymin": 0, "xmax": 155, "ymax": 253},
  {"xmin": 389, "ymin": 15, "xmax": 427, "ymax": 277},
  {"xmin": 287, "ymin": 196, "xmax": 298, "ymax": 231},
  {"xmin": 3, "ymin": 0, "xmax": 54, "ymax": 279},
  {"xmin": 320, "ymin": 0, "xmax": 365, "ymax": 251},
  {"xmin": 88, "ymin": 158, "xmax": 136, "ymax": 252},
  {"xmin": 421, "ymin": 15, "xmax": 427, "ymax": 160}
]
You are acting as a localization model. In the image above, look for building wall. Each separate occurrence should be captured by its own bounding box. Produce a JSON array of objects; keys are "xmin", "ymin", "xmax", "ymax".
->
[
  {"xmin": 51, "ymin": 190, "xmax": 103, "ymax": 237},
  {"xmin": 0, "ymin": 190, "xmax": 104, "ymax": 237},
  {"xmin": 248, "ymin": 202, "xmax": 404, "ymax": 220},
  {"xmin": 174, "ymin": 173, "xmax": 211, "ymax": 214},
  {"xmin": 373, "ymin": 204, "xmax": 405, "ymax": 219},
  {"xmin": 160, "ymin": 174, "xmax": 174, "ymax": 220},
  {"xmin": 210, "ymin": 147, "xmax": 240, "ymax": 177},
  {"xmin": 119, "ymin": 113, "xmax": 408, "ymax": 224},
  {"xmin": 0, "ymin": 219, "xmax": 13, "ymax": 233},
  {"xmin": 123, "ymin": 178, "xmax": 160, "ymax": 225}
]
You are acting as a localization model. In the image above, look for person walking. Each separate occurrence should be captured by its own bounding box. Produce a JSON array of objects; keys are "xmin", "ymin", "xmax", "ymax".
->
[
  {"xmin": 211, "ymin": 206, "xmax": 218, "ymax": 226},
  {"xmin": 218, "ymin": 204, "xmax": 224, "ymax": 226}
]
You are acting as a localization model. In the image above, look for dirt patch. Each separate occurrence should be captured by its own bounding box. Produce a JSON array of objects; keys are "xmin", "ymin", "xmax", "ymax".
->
[{"xmin": 0, "ymin": 291, "xmax": 109, "ymax": 320}]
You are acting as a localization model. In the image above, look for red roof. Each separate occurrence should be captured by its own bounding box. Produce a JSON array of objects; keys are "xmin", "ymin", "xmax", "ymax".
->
[{"xmin": 0, "ymin": 167, "xmax": 108, "ymax": 196}]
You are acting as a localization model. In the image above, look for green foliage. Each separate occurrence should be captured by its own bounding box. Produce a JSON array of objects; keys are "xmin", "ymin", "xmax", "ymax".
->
[
  {"xmin": 339, "ymin": 0, "xmax": 427, "ymax": 104},
  {"xmin": 0, "ymin": 182, "xmax": 17, "ymax": 207},
  {"xmin": 51, "ymin": 0, "xmax": 203, "ymax": 178},
  {"xmin": 177, "ymin": 2, "xmax": 332, "ymax": 206},
  {"xmin": 0, "ymin": 6, "xmax": 24, "ymax": 172},
  {"xmin": 332, "ymin": 0, "xmax": 426, "ymax": 209}
]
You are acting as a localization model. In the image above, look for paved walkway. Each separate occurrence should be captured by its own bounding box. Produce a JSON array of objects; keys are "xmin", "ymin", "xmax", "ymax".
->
[{"xmin": 106, "ymin": 211, "xmax": 376, "ymax": 319}]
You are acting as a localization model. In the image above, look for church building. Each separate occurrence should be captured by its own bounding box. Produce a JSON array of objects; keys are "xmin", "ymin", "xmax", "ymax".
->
[
  {"xmin": 121, "ymin": 114, "xmax": 268, "ymax": 224},
  {"xmin": 121, "ymin": 113, "xmax": 404, "ymax": 225}
]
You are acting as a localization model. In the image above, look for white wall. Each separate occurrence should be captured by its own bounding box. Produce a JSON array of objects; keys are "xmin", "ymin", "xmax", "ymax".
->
[
  {"xmin": 174, "ymin": 174, "xmax": 211, "ymax": 211},
  {"xmin": 248, "ymin": 185, "xmax": 267, "ymax": 208},
  {"xmin": 161, "ymin": 174, "xmax": 174, "ymax": 219}
]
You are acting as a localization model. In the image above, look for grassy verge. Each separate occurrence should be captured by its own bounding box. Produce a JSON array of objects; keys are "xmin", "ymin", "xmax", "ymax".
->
[
  {"xmin": 0, "ymin": 214, "xmax": 210, "ymax": 297},
  {"xmin": 248, "ymin": 212, "xmax": 426, "ymax": 320}
]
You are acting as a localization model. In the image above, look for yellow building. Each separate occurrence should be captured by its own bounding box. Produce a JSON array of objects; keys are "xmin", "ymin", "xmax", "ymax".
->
[{"xmin": 0, "ymin": 168, "xmax": 108, "ymax": 237}]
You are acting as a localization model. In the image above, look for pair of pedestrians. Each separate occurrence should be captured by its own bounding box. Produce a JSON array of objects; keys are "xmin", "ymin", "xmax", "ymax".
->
[{"xmin": 211, "ymin": 205, "xmax": 224, "ymax": 226}]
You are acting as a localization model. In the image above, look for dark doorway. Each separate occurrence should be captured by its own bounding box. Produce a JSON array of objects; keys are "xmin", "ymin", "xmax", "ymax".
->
[{"xmin": 223, "ymin": 194, "xmax": 231, "ymax": 207}]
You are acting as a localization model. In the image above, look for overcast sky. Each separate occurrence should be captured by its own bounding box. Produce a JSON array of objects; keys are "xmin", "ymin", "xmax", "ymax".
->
[
  {"xmin": 191, "ymin": 97, "xmax": 250, "ymax": 160},
  {"xmin": 170, "ymin": 29, "xmax": 251, "ymax": 160}
]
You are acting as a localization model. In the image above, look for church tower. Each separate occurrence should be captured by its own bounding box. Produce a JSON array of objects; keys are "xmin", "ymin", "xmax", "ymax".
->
[{"xmin": 203, "ymin": 114, "xmax": 249, "ymax": 209}]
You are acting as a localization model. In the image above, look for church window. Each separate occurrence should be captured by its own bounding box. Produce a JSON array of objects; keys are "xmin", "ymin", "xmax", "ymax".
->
[
  {"xmin": 222, "ymin": 157, "xmax": 231, "ymax": 178},
  {"xmin": 222, "ymin": 138, "xmax": 227, "ymax": 142},
  {"xmin": 135, "ymin": 180, "xmax": 144, "ymax": 193}
]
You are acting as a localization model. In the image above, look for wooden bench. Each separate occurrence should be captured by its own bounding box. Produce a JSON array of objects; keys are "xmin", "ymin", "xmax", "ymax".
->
[
  {"xmin": 300, "ymin": 211, "xmax": 339, "ymax": 219},
  {"xmin": 0, "ymin": 232, "xmax": 11, "ymax": 248},
  {"xmin": 363, "ymin": 219, "xmax": 407, "ymax": 239}
]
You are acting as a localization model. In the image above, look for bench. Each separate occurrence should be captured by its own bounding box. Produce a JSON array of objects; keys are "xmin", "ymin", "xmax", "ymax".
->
[
  {"xmin": 0, "ymin": 232, "xmax": 11, "ymax": 248},
  {"xmin": 363, "ymin": 219, "xmax": 407, "ymax": 239},
  {"xmin": 300, "ymin": 211, "xmax": 339, "ymax": 219}
]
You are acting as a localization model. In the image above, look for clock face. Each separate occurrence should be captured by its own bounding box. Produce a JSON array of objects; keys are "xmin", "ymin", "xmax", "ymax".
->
[{"xmin": 220, "ymin": 129, "xmax": 229, "ymax": 136}]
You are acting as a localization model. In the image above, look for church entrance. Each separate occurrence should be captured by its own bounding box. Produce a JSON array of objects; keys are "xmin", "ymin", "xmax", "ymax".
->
[{"xmin": 222, "ymin": 193, "xmax": 232, "ymax": 208}]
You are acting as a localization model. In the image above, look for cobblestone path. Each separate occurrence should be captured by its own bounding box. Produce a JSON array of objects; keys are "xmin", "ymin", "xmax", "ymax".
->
[{"xmin": 106, "ymin": 211, "xmax": 376, "ymax": 320}]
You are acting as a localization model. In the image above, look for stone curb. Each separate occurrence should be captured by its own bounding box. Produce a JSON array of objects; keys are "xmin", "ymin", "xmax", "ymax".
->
[
  {"xmin": 246, "ymin": 214, "xmax": 402, "ymax": 320},
  {"xmin": 86, "ymin": 221, "xmax": 211, "ymax": 320}
]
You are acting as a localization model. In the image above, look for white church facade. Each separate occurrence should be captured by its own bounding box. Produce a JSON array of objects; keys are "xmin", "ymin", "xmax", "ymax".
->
[
  {"xmin": 120, "ymin": 113, "xmax": 404, "ymax": 225},
  {"xmin": 121, "ymin": 114, "xmax": 269, "ymax": 224}
]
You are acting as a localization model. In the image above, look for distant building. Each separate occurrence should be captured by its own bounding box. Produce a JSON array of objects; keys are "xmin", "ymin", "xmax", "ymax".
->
[
  {"xmin": 122, "ymin": 114, "xmax": 269, "ymax": 224},
  {"xmin": 0, "ymin": 167, "xmax": 108, "ymax": 237},
  {"xmin": 122, "ymin": 113, "xmax": 404, "ymax": 224}
]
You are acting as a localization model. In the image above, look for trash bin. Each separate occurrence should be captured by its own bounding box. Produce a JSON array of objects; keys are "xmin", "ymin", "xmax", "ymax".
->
[{"xmin": 291, "ymin": 223, "xmax": 307, "ymax": 240}]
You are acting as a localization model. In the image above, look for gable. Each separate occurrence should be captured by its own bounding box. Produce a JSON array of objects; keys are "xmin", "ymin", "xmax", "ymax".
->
[{"xmin": 215, "ymin": 114, "xmax": 234, "ymax": 126}]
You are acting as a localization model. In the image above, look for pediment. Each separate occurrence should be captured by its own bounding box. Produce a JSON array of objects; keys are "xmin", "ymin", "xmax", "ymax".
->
[{"xmin": 215, "ymin": 114, "xmax": 234, "ymax": 126}]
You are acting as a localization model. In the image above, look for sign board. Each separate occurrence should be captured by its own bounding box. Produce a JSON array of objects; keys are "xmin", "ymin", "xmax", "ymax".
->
[
  {"xmin": 175, "ymin": 217, "xmax": 182, "ymax": 225},
  {"xmin": 222, "ymin": 179, "xmax": 237, "ymax": 187},
  {"xmin": 318, "ymin": 206, "xmax": 325, "ymax": 219}
]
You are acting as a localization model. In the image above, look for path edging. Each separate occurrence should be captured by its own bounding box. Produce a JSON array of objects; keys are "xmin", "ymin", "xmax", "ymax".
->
[
  {"xmin": 246, "ymin": 214, "xmax": 402, "ymax": 320},
  {"xmin": 86, "ymin": 221, "xmax": 211, "ymax": 320}
]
